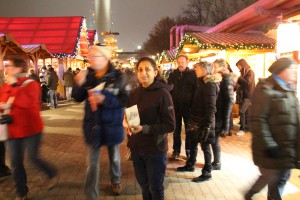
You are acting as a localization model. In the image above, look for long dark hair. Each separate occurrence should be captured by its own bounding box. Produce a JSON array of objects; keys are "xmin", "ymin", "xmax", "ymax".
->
[{"xmin": 136, "ymin": 57, "xmax": 165, "ymax": 82}]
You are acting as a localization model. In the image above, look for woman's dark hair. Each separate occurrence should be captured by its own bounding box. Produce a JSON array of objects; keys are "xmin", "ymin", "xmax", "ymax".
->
[
  {"xmin": 136, "ymin": 57, "xmax": 165, "ymax": 82},
  {"xmin": 8, "ymin": 56, "xmax": 28, "ymax": 73}
]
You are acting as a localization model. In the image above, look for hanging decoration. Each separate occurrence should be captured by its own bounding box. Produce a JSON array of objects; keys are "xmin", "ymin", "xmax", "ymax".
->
[{"xmin": 159, "ymin": 33, "xmax": 275, "ymax": 63}]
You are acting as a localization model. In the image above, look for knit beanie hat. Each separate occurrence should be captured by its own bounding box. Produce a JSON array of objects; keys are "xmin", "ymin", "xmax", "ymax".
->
[
  {"xmin": 90, "ymin": 45, "xmax": 112, "ymax": 60},
  {"xmin": 268, "ymin": 58, "xmax": 296, "ymax": 74}
]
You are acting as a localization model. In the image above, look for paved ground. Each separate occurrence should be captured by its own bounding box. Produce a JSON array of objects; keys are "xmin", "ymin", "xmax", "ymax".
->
[{"xmin": 0, "ymin": 101, "xmax": 299, "ymax": 200}]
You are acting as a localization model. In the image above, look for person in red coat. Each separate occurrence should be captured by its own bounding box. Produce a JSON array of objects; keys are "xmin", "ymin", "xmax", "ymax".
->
[
  {"xmin": 0, "ymin": 82, "xmax": 11, "ymax": 178},
  {"xmin": 0, "ymin": 56, "xmax": 57, "ymax": 200}
]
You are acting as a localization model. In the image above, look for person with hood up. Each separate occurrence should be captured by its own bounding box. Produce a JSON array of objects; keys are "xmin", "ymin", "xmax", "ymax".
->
[
  {"xmin": 126, "ymin": 57, "xmax": 175, "ymax": 200},
  {"xmin": 177, "ymin": 61, "xmax": 220, "ymax": 182},
  {"xmin": 245, "ymin": 58, "xmax": 300, "ymax": 200},
  {"xmin": 72, "ymin": 45, "xmax": 128, "ymax": 199},
  {"xmin": 235, "ymin": 59, "xmax": 255, "ymax": 136},
  {"xmin": 47, "ymin": 67, "xmax": 59, "ymax": 109}
]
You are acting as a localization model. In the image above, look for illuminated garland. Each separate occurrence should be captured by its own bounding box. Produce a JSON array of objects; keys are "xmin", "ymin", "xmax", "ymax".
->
[
  {"xmin": 158, "ymin": 51, "xmax": 171, "ymax": 63},
  {"xmin": 53, "ymin": 17, "xmax": 86, "ymax": 59},
  {"xmin": 159, "ymin": 33, "xmax": 275, "ymax": 63}
]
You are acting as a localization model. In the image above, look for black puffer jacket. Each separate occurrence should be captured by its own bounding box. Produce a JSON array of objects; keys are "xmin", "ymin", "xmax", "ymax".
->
[
  {"xmin": 190, "ymin": 75, "xmax": 220, "ymax": 143},
  {"xmin": 216, "ymin": 72, "xmax": 237, "ymax": 134},
  {"xmin": 237, "ymin": 59, "xmax": 255, "ymax": 100},
  {"xmin": 168, "ymin": 68, "xmax": 196, "ymax": 117},
  {"xmin": 127, "ymin": 80, "xmax": 175, "ymax": 154}
]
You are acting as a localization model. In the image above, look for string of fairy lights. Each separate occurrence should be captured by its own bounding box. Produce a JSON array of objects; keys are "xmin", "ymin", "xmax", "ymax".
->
[{"xmin": 158, "ymin": 33, "xmax": 275, "ymax": 63}]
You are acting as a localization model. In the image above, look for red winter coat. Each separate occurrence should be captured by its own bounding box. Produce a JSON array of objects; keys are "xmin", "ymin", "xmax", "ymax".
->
[{"xmin": 0, "ymin": 77, "xmax": 43, "ymax": 139}]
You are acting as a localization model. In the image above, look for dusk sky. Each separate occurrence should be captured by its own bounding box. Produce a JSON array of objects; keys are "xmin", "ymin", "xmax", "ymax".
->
[{"xmin": 0, "ymin": 0, "xmax": 189, "ymax": 51}]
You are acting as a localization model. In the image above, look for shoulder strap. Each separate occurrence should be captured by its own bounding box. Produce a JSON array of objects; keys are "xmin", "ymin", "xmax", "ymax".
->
[{"xmin": 21, "ymin": 79, "xmax": 34, "ymax": 87}]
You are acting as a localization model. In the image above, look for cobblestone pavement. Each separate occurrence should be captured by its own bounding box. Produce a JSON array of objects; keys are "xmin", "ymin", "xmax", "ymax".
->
[{"xmin": 0, "ymin": 101, "xmax": 299, "ymax": 200}]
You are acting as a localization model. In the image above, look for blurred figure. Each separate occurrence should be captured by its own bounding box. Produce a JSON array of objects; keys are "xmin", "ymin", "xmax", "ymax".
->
[
  {"xmin": 177, "ymin": 61, "xmax": 219, "ymax": 182},
  {"xmin": 63, "ymin": 67, "xmax": 74, "ymax": 101},
  {"xmin": 47, "ymin": 67, "xmax": 59, "ymax": 109},
  {"xmin": 0, "ymin": 56, "xmax": 57, "ymax": 200},
  {"xmin": 74, "ymin": 67, "xmax": 81, "ymax": 75},
  {"xmin": 0, "ymin": 82, "xmax": 11, "ymax": 178},
  {"xmin": 168, "ymin": 55, "xmax": 196, "ymax": 159},
  {"xmin": 126, "ymin": 57, "xmax": 175, "ymax": 200},
  {"xmin": 72, "ymin": 45, "xmax": 128, "ymax": 199},
  {"xmin": 245, "ymin": 58, "xmax": 300, "ymax": 200},
  {"xmin": 235, "ymin": 59, "xmax": 255, "ymax": 136},
  {"xmin": 28, "ymin": 68, "xmax": 40, "ymax": 82},
  {"xmin": 39, "ymin": 66, "xmax": 49, "ymax": 104},
  {"xmin": 211, "ymin": 59, "xmax": 236, "ymax": 170}
]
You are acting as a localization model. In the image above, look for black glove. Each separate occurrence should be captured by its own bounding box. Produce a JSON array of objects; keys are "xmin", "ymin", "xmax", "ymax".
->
[
  {"xmin": 0, "ymin": 114, "xmax": 13, "ymax": 124},
  {"xmin": 264, "ymin": 146, "xmax": 280, "ymax": 158},
  {"xmin": 198, "ymin": 127, "xmax": 210, "ymax": 143}
]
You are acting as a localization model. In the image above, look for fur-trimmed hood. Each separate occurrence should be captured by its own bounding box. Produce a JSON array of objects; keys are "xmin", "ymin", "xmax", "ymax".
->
[{"xmin": 203, "ymin": 73, "xmax": 222, "ymax": 83}]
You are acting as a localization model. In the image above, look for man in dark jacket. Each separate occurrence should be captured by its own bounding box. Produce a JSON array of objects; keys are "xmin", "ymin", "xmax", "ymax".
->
[
  {"xmin": 73, "ymin": 45, "xmax": 128, "ymax": 199},
  {"xmin": 235, "ymin": 59, "xmax": 255, "ymax": 136},
  {"xmin": 47, "ymin": 67, "xmax": 59, "ymax": 109},
  {"xmin": 211, "ymin": 59, "xmax": 237, "ymax": 170},
  {"xmin": 245, "ymin": 58, "xmax": 300, "ymax": 200},
  {"xmin": 63, "ymin": 67, "xmax": 74, "ymax": 101},
  {"xmin": 168, "ymin": 55, "xmax": 196, "ymax": 159},
  {"xmin": 177, "ymin": 61, "xmax": 219, "ymax": 182}
]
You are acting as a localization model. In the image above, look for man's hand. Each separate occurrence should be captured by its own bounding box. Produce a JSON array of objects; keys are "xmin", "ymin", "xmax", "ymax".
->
[{"xmin": 88, "ymin": 91, "xmax": 105, "ymax": 112}]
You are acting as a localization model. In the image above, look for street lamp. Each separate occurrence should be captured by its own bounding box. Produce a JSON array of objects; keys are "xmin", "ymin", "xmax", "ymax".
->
[{"xmin": 137, "ymin": 45, "xmax": 141, "ymax": 50}]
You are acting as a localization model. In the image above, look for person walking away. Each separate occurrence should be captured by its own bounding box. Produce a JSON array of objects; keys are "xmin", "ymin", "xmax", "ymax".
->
[
  {"xmin": 63, "ymin": 67, "xmax": 74, "ymax": 101},
  {"xmin": 47, "ymin": 67, "xmax": 59, "ymax": 109},
  {"xmin": 0, "ymin": 56, "xmax": 57, "ymax": 200},
  {"xmin": 211, "ymin": 59, "xmax": 237, "ymax": 170},
  {"xmin": 0, "ymin": 82, "xmax": 11, "ymax": 178},
  {"xmin": 72, "ymin": 45, "xmax": 128, "ymax": 199},
  {"xmin": 168, "ymin": 55, "xmax": 196, "ymax": 159},
  {"xmin": 177, "ymin": 61, "xmax": 219, "ymax": 182},
  {"xmin": 126, "ymin": 57, "xmax": 175, "ymax": 200},
  {"xmin": 235, "ymin": 59, "xmax": 255, "ymax": 136},
  {"xmin": 245, "ymin": 58, "xmax": 300, "ymax": 200}
]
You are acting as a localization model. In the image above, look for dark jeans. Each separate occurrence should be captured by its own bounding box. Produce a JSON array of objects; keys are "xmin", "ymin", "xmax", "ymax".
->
[
  {"xmin": 131, "ymin": 151, "xmax": 167, "ymax": 200},
  {"xmin": 246, "ymin": 167, "xmax": 291, "ymax": 200},
  {"xmin": 239, "ymin": 99, "xmax": 251, "ymax": 131},
  {"xmin": 211, "ymin": 135, "xmax": 220, "ymax": 164},
  {"xmin": 7, "ymin": 133, "xmax": 57, "ymax": 197},
  {"xmin": 186, "ymin": 133, "xmax": 212, "ymax": 174},
  {"xmin": 0, "ymin": 142, "xmax": 9, "ymax": 170},
  {"xmin": 173, "ymin": 114, "xmax": 190, "ymax": 156}
]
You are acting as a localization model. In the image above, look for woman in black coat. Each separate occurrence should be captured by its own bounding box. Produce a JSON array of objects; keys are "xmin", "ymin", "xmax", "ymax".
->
[
  {"xmin": 126, "ymin": 57, "xmax": 175, "ymax": 200},
  {"xmin": 177, "ymin": 61, "xmax": 219, "ymax": 182}
]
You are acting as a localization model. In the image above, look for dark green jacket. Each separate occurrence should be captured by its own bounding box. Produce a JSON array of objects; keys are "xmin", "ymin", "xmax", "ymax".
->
[{"xmin": 250, "ymin": 76, "xmax": 300, "ymax": 169}]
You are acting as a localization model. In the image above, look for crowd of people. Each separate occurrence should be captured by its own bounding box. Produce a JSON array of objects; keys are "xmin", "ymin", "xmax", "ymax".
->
[{"xmin": 0, "ymin": 44, "xmax": 300, "ymax": 200}]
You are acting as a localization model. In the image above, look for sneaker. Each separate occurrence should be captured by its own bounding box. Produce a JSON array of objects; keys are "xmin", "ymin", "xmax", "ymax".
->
[
  {"xmin": 228, "ymin": 131, "xmax": 233, "ymax": 136},
  {"xmin": 235, "ymin": 130, "xmax": 245, "ymax": 136},
  {"xmin": 111, "ymin": 183, "xmax": 122, "ymax": 195},
  {"xmin": 46, "ymin": 176, "xmax": 57, "ymax": 190}
]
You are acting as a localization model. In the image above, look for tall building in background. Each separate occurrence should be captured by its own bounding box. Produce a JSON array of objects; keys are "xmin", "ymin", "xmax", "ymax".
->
[{"xmin": 95, "ymin": 0, "xmax": 111, "ymax": 41}]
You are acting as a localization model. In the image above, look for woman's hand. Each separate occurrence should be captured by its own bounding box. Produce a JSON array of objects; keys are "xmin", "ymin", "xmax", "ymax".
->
[{"xmin": 129, "ymin": 125, "xmax": 143, "ymax": 134}]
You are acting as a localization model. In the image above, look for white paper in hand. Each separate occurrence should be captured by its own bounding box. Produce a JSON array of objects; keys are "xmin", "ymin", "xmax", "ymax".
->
[{"xmin": 125, "ymin": 105, "xmax": 140, "ymax": 127}]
